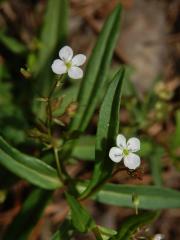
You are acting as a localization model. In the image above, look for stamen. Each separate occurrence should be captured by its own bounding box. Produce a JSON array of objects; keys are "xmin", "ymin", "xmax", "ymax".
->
[
  {"xmin": 123, "ymin": 148, "xmax": 129, "ymax": 156},
  {"xmin": 66, "ymin": 62, "xmax": 72, "ymax": 69}
]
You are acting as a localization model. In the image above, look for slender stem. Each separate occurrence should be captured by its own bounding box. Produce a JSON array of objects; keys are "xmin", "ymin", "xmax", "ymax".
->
[
  {"xmin": 48, "ymin": 79, "xmax": 58, "ymax": 99},
  {"xmin": 47, "ymin": 79, "xmax": 58, "ymax": 135},
  {"xmin": 54, "ymin": 148, "xmax": 64, "ymax": 182},
  {"xmin": 46, "ymin": 74, "xmax": 67, "ymax": 183},
  {"xmin": 46, "ymin": 74, "xmax": 66, "ymax": 134}
]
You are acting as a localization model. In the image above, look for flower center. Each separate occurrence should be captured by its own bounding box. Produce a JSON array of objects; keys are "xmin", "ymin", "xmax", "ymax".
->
[
  {"xmin": 123, "ymin": 148, "xmax": 129, "ymax": 156},
  {"xmin": 65, "ymin": 61, "xmax": 72, "ymax": 69}
]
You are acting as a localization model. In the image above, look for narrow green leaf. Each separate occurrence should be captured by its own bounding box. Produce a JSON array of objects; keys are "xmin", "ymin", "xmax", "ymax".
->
[
  {"xmin": 149, "ymin": 146, "xmax": 164, "ymax": 186},
  {"xmin": 139, "ymin": 140, "xmax": 153, "ymax": 158},
  {"xmin": 170, "ymin": 110, "xmax": 180, "ymax": 169},
  {"xmin": 98, "ymin": 225, "xmax": 117, "ymax": 240},
  {"xmin": 72, "ymin": 135, "xmax": 95, "ymax": 161},
  {"xmin": 80, "ymin": 68, "xmax": 126, "ymax": 198},
  {"xmin": 35, "ymin": 0, "xmax": 68, "ymax": 77},
  {"xmin": 52, "ymin": 219, "xmax": 75, "ymax": 240},
  {"xmin": 0, "ymin": 31, "xmax": 26, "ymax": 54},
  {"xmin": 91, "ymin": 183, "xmax": 180, "ymax": 209},
  {"xmin": 72, "ymin": 138, "xmax": 155, "ymax": 162},
  {"xmin": 53, "ymin": 223, "xmax": 116, "ymax": 240},
  {"xmin": 172, "ymin": 110, "xmax": 180, "ymax": 149},
  {"xmin": 169, "ymin": 110, "xmax": 180, "ymax": 161},
  {"xmin": 110, "ymin": 211, "xmax": 159, "ymax": 240},
  {"xmin": 0, "ymin": 137, "xmax": 61, "ymax": 189},
  {"xmin": 65, "ymin": 193, "xmax": 95, "ymax": 233},
  {"xmin": 4, "ymin": 189, "xmax": 52, "ymax": 240},
  {"xmin": 33, "ymin": 0, "xmax": 68, "ymax": 118},
  {"xmin": 92, "ymin": 227, "xmax": 104, "ymax": 240},
  {"xmin": 69, "ymin": 5, "xmax": 122, "ymax": 132}
]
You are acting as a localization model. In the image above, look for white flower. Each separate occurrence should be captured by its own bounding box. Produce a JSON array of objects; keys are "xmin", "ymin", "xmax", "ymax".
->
[
  {"xmin": 51, "ymin": 46, "xmax": 86, "ymax": 79},
  {"xmin": 153, "ymin": 234, "xmax": 165, "ymax": 240},
  {"xmin": 109, "ymin": 134, "xmax": 141, "ymax": 170}
]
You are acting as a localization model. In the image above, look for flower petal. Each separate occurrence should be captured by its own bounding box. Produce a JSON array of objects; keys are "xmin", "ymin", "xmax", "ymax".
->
[
  {"xmin": 153, "ymin": 234, "xmax": 165, "ymax": 240},
  {"xmin": 127, "ymin": 137, "xmax": 140, "ymax": 152},
  {"xmin": 124, "ymin": 153, "xmax": 140, "ymax": 170},
  {"xmin": 72, "ymin": 54, "xmax": 86, "ymax": 66},
  {"xmin": 51, "ymin": 59, "xmax": 67, "ymax": 75},
  {"xmin": 59, "ymin": 46, "xmax": 73, "ymax": 62},
  {"xmin": 116, "ymin": 134, "xmax": 126, "ymax": 149},
  {"xmin": 109, "ymin": 147, "xmax": 123, "ymax": 163},
  {"xmin": 68, "ymin": 66, "xmax": 83, "ymax": 79}
]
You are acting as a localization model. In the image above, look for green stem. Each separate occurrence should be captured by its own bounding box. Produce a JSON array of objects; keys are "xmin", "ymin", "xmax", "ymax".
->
[
  {"xmin": 54, "ymin": 148, "xmax": 64, "ymax": 183},
  {"xmin": 47, "ymin": 80, "xmax": 58, "ymax": 136},
  {"xmin": 46, "ymin": 74, "xmax": 66, "ymax": 134},
  {"xmin": 49, "ymin": 79, "xmax": 58, "ymax": 99},
  {"xmin": 46, "ymin": 74, "xmax": 67, "ymax": 183}
]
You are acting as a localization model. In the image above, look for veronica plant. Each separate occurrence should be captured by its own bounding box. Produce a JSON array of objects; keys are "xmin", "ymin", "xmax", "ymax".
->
[{"xmin": 0, "ymin": 1, "xmax": 180, "ymax": 240}]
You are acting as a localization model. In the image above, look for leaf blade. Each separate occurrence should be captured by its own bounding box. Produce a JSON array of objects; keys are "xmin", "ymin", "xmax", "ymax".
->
[
  {"xmin": 0, "ymin": 137, "xmax": 61, "ymax": 189},
  {"xmin": 33, "ymin": 0, "xmax": 68, "ymax": 119},
  {"xmin": 0, "ymin": 31, "xmax": 26, "ymax": 54},
  {"xmin": 4, "ymin": 189, "xmax": 52, "ymax": 240},
  {"xmin": 80, "ymin": 68, "xmax": 126, "ymax": 198},
  {"xmin": 92, "ymin": 183, "xmax": 180, "ymax": 209},
  {"xmin": 69, "ymin": 5, "xmax": 122, "ymax": 132},
  {"xmin": 110, "ymin": 211, "xmax": 159, "ymax": 240},
  {"xmin": 35, "ymin": 0, "xmax": 68, "ymax": 77},
  {"xmin": 65, "ymin": 193, "xmax": 95, "ymax": 233},
  {"xmin": 72, "ymin": 135, "xmax": 95, "ymax": 161},
  {"xmin": 149, "ymin": 146, "xmax": 164, "ymax": 186},
  {"xmin": 52, "ymin": 219, "xmax": 75, "ymax": 240}
]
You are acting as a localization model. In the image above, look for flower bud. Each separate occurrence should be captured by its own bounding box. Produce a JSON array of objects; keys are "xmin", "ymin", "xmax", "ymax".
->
[
  {"xmin": 0, "ymin": 190, "xmax": 6, "ymax": 204},
  {"xmin": 20, "ymin": 67, "xmax": 32, "ymax": 79}
]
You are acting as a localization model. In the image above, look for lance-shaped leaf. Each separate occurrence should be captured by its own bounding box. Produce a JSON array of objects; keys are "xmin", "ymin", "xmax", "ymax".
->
[
  {"xmin": 98, "ymin": 226, "xmax": 117, "ymax": 240},
  {"xmin": 33, "ymin": 0, "xmax": 68, "ymax": 118},
  {"xmin": 72, "ymin": 138, "xmax": 155, "ymax": 162},
  {"xmin": 149, "ymin": 146, "xmax": 164, "ymax": 186},
  {"xmin": 35, "ymin": 0, "xmax": 68, "ymax": 77},
  {"xmin": 170, "ymin": 110, "xmax": 180, "ymax": 169},
  {"xmin": 91, "ymin": 183, "xmax": 180, "ymax": 209},
  {"xmin": 72, "ymin": 135, "xmax": 95, "ymax": 161},
  {"xmin": 80, "ymin": 68, "xmax": 126, "ymax": 198},
  {"xmin": 109, "ymin": 211, "xmax": 159, "ymax": 240},
  {"xmin": 69, "ymin": 5, "xmax": 122, "ymax": 133},
  {"xmin": 0, "ymin": 137, "xmax": 61, "ymax": 189},
  {"xmin": 65, "ymin": 193, "xmax": 96, "ymax": 233},
  {"xmin": 172, "ymin": 110, "xmax": 180, "ymax": 150},
  {"xmin": 4, "ymin": 189, "xmax": 52, "ymax": 240},
  {"xmin": 0, "ymin": 30, "xmax": 26, "ymax": 54}
]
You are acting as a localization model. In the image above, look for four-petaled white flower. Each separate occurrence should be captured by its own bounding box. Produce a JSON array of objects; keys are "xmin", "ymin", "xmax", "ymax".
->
[
  {"xmin": 51, "ymin": 46, "xmax": 86, "ymax": 79},
  {"xmin": 109, "ymin": 134, "xmax": 141, "ymax": 170}
]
